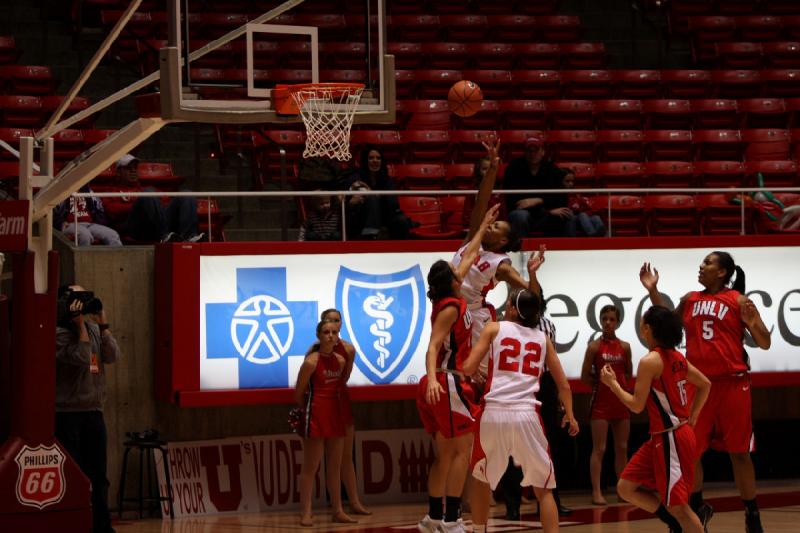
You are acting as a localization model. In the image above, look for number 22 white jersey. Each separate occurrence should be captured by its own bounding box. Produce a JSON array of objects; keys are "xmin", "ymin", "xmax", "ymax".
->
[{"xmin": 484, "ymin": 321, "xmax": 547, "ymax": 409}]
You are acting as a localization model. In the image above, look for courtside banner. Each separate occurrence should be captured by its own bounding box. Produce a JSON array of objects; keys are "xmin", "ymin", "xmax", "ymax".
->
[{"xmin": 154, "ymin": 237, "xmax": 800, "ymax": 405}]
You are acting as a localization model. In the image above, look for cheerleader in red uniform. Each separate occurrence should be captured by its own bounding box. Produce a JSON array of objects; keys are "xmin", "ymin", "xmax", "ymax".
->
[
  {"xmin": 580, "ymin": 304, "xmax": 632, "ymax": 505},
  {"xmin": 295, "ymin": 320, "xmax": 355, "ymax": 527},
  {"xmin": 601, "ymin": 305, "xmax": 711, "ymax": 533},
  {"xmin": 318, "ymin": 308, "xmax": 371, "ymax": 515},
  {"xmin": 417, "ymin": 204, "xmax": 499, "ymax": 533}
]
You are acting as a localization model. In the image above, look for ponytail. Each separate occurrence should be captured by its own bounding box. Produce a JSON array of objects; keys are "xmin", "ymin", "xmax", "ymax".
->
[{"xmin": 731, "ymin": 265, "xmax": 746, "ymax": 293}]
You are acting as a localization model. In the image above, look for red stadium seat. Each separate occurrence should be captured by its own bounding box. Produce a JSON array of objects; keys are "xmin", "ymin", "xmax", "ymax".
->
[
  {"xmin": 559, "ymin": 161, "xmax": 596, "ymax": 188},
  {"xmin": 693, "ymin": 129, "xmax": 745, "ymax": 160},
  {"xmin": 783, "ymin": 15, "xmax": 800, "ymax": 41},
  {"xmin": 387, "ymin": 42, "xmax": 425, "ymax": 69},
  {"xmin": 513, "ymin": 43, "xmax": 561, "ymax": 69},
  {"xmin": 691, "ymin": 98, "xmax": 740, "ymax": 129},
  {"xmin": 642, "ymin": 99, "xmax": 692, "ymax": 129},
  {"xmin": 450, "ymin": 130, "xmax": 499, "ymax": 162},
  {"xmin": 761, "ymin": 69, "xmax": 800, "ymax": 98},
  {"xmin": 393, "ymin": 70, "xmax": 418, "ymax": 99},
  {"xmin": 0, "ymin": 127, "xmax": 31, "ymax": 159},
  {"xmin": 52, "ymin": 129, "xmax": 85, "ymax": 161},
  {"xmin": 696, "ymin": 193, "xmax": 752, "ymax": 235},
  {"xmin": 589, "ymin": 195, "xmax": 647, "ymax": 236},
  {"xmin": 545, "ymin": 99, "xmax": 595, "ymax": 130},
  {"xmin": 462, "ymin": 70, "xmax": 514, "ymax": 99},
  {"xmin": 595, "ymin": 99, "xmax": 643, "ymax": 129},
  {"xmin": 388, "ymin": 15, "xmax": 441, "ymax": 42},
  {"xmin": 399, "ymin": 130, "xmax": 451, "ymax": 163},
  {"xmin": 738, "ymin": 98, "xmax": 788, "ymax": 128},
  {"xmin": 742, "ymin": 128, "xmax": 791, "ymax": 160},
  {"xmin": 560, "ymin": 42, "xmax": 607, "ymax": 68},
  {"xmin": 468, "ymin": 43, "xmax": 516, "ymax": 70},
  {"xmin": 688, "ymin": 16, "xmax": 736, "ymax": 63},
  {"xmin": 440, "ymin": 195, "xmax": 468, "ymax": 235},
  {"xmin": 445, "ymin": 163, "xmax": 478, "ymax": 189},
  {"xmin": 456, "ymin": 99, "xmax": 501, "ymax": 130},
  {"xmin": 646, "ymin": 194, "xmax": 699, "ymax": 236},
  {"xmin": 39, "ymin": 96, "xmax": 92, "ymax": 128},
  {"xmin": 191, "ymin": 13, "xmax": 249, "ymax": 40},
  {"xmin": 0, "ymin": 65, "xmax": 58, "ymax": 95},
  {"xmin": 196, "ymin": 198, "xmax": 229, "ymax": 242},
  {"xmin": 487, "ymin": 15, "xmax": 536, "ymax": 43},
  {"xmin": 667, "ymin": 0, "xmax": 714, "ymax": 35},
  {"xmin": 394, "ymin": 164, "xmax": 448, "ymax": 190},
  {"xmin": 717, "ymin": 0, "xmax": 759, "ymax": 15},
  {"xmin": 712, "ymin": 70, "xmax": 762, "ymax": 99},
  {"xmin": 517, "ymin": 0, "xmax": 562, "ymax": 15},
  {"xmin": 735, "ymin": 15, "xmax": 782, "ymax": 42},
  {"xmin": 0, "ymin": 95, "xmax": 42, "ymax": 127},
  {"xmin": 715, "ymin": 42, "xmax": 763, "ymax": 69},
  {"xmin": 258, "ymin": 130, "xmax": 305, "ymax": 179},
  {"xmin": 645, "ymin": 161, "xmax": 695, "ymax": 188},
  {"xmin": 349, "ymin": 130, "xmax": 404, "ymax": 163},
  {"xmin": 440, "ymin": 15, "xmax": 490, "ymax": 42},
  {"xmin": 661, "ymin": 69, "xmax": 713, "ymax": 99},
  {"xmin": 643, "ymin": 130, "xmax": 693, "ymax": 161},
  {"xmin": 398, "ymin": 100, "xmax": 452, "ymax": 130},
  {"xmin": 694, "ymin": 160, "xmax": 747, "ymax": 187},
  {"xmin": 762, "ymin": 42, "xmax": 800, "ymax": 68},
  {"xmin": 422, "ymin": 42, "xmax": 470, "ymax": 69},
  {"xmin": 535, "ymin": 15, "xmax": 582, "ymax": 42},
  {"xmin": 430, "ymin": 0, "xmax": 471, "ymax": 13},
  {"xmin": 499, "ymin": 100, "xmax": 547, "ymax": 129},
  {"xmin": 787, "ymin": 98, "xmax": 800, "ymax": 127},
  {"xmin": 398, "ymin": 196, "xmax": 464, "ymax": 239},
  {"xmin": 745, "ymin": 160, "xmax": 798, "ymax": 187},
  {"xmin": 100, "ymin": 10, "xmax": 153, "ymax": 38},
  {"xmin": 546, "ymin": 130, "xmax": 597, "ymax": 162},
  {"xmin": 136, "ymin": 162, "xmax": 183, "ymax": 190},
  {"xmin": 596, "ymin": 130, "xmax": 644, "ymax": 161},
  {"xmin": 613, "ymin": 70, "xmax": 662, "ymax": 99},
  {"xmin": 415, "ymin": 70, "xmax": 463, "ymax": 99},
  {"xmin": 322, "ymin": 42, "xmax": 368, "ymax": 70},
  {"xmin": 595, "ymin": 161, "xmax": 645, "ymax": 188},
  {"xmin": 498, "ymin": 129, "xmax": 547, "ymax": 160},
  {"xmin": 512, "ymin": 70, "xmax": 561, "ymax": 99},
  {"xmin": 319, "ymin": 69, "xmax": 365, "ymax": 85},
  {"xmin": 83, "ymin": 128, "xmax": 116, "ymax": 147},
  {"xmin": 561, "ymin": 70, "xmax": 614, "ymax": 99},
  {"xmin": 0, "ymin": 36, "xmax": 21, "ymax": 65}
]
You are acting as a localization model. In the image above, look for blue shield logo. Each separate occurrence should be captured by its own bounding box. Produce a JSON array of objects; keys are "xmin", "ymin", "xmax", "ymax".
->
[{"xmin": 336, "ymin": 265, "xmax": 426, "ymax": 384}]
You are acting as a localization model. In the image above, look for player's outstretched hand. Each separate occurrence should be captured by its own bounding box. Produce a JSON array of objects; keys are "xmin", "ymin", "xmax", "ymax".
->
[
  {"xmin": 481, "ymin": 136, "xmax": 501, "ymax": 170},
  {"xmin": 741, "ymin": 298, "xmax": 760, "ymax": 326},
  {"xmin": 562, "ymin": 414, "xmax": 579, "ymax": 437},
  {"xmin": 639, "ymin": 262, "xmax": 659, "ymax": 292},
  {"xmin": 527, "ymin": 244, "xmax": 546, "ymax": 274},
  {"xmin": 480, "ymin": 203, "xmax": 501, "ymax": 231},
  {"xmin": 426, "ymin": 377, "xmax": 445, "ymax": 405},
  {"xmin": 599, "ymin": 364, "xmax": 617, "ymax": 387}
]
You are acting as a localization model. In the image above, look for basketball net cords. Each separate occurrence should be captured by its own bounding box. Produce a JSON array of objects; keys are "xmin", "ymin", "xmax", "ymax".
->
[{"xmin": 291, "ymin": 87, "xmax": 364, "ymax": 161}]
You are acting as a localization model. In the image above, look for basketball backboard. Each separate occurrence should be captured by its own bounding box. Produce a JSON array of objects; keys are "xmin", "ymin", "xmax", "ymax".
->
[{"xmin": 159, "ymin": 0, "xmax": 395, "ymax": 125}]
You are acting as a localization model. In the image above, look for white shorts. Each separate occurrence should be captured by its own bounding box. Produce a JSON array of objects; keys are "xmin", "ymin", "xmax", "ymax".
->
[{"xmin": 470, "ymin": 406, "xmax": 556, "ymax": 490}]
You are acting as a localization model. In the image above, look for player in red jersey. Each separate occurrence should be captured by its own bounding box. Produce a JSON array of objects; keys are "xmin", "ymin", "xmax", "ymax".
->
[
  {"xmin": 601, "ymin": 305, "xmax": 711, "ymax": 533},
  {"xmin": 417, "ymin": 205, "xmax": 500, "ymax": 533},
  {"xmin": 641, "ymin": 251, "xmax": 771, "ymax": 533},
  {"xmin": 295, "ymin": 320, "xmax": 355, "ymax": 527},
  {"xmin": 581, "ymin": 304, "xmax": 632, "ymax": 505},
  {"xmin": 463, "ymin": 288, "xmax": 579, "ymax": 533}
]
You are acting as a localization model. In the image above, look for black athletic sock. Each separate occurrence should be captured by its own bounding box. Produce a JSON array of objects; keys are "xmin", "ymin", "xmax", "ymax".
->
[
  {"xmin": 656, "ymin": 504, "xmax": 683, "ymax": 531},
  {"xmin": 445, "ymin": 496, "xmax": 462, "ymax": 522},
  {"xmin": 689, "ymin": 491, "xmax": 704, "ymax": 512},
  {"xmin": 428, "ymin": 496, "xmax": 443, "ymax": 520},
  {"xmin": 743, "ymin": 498, "xmax": 759, "ymax": 515}
]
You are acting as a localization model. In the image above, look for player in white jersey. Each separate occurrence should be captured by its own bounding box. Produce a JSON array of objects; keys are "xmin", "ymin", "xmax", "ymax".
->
[
  {"xmin": 462, "ymin": 289, "xmax": 579, "ymax": 533},
  {"xmin": 454, "ymin": 138, "xmax": 546, "ymax": 382}
]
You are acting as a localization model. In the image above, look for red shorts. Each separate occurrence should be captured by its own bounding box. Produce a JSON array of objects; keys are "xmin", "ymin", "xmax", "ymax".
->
[
  {"xmin": 417, "ymin": 372, "xmax": 476, "ymax": 438},
  {"xmin": 340, "ymin": 385, "xmax": 354, "ymax": 427},
  {"xmin": 621, "ymin": 424, "xmax": 696, "ymax": 507},
  {"xmin": 304, "ymin": 396, "xmax": 345, "ymax": 439},
  {"xmin": 690, "ymin": 373, "xmax": 754, "ymax": 455},
  {"xmin": 590, "ymin": 388, "xmax": 631, "ymax": 420}
]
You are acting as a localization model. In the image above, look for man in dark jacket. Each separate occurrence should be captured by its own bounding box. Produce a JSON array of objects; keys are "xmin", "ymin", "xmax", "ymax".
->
[{"xmin": 504, "ymin": 137, "xmax": 572, "ymax": 237}]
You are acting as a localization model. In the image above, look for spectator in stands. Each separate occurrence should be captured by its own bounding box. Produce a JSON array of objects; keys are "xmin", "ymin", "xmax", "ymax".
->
[
  {"xmin": 298, "ymin": 193, "xmax": 341, "ymax": 241},
  {"xmin": 343, "ymin": 146, "xmax": 415, "ymax": 240},
  {"xmin": 563, "ymin": 170, "xmax": 606, "ymax": 237},
  {"xmin": 504, "ymin": 137, "xmax": 571, "ymax": 237},
  {"xmin": 106, "ymin": 155, "xmax": 204, "ymax": 243},
  {"xmin": 53, "ymin": 185, "xmax": 122, "ymax": 246}
]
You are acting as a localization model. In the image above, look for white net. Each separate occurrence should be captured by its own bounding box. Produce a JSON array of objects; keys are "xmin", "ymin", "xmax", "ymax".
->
[{"xmin": 289, "ymin": 83, "xmax": 364, "ymax": 161}]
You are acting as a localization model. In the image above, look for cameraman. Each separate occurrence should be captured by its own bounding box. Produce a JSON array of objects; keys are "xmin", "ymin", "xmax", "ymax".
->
[{"xmin": 55, "ymin": 285, "xmax": 120, "ymax": 533}]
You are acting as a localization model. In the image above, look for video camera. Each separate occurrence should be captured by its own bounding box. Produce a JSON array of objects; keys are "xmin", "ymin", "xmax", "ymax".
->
[{"xmin": 57, "ymin": 288, "xmax": 103, "ymax": 325}]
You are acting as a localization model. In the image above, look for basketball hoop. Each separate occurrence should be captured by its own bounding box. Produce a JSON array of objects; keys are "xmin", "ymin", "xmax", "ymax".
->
[{"xmin": 286, "ymin": 83, "xmax": 364, "ymax": 161}]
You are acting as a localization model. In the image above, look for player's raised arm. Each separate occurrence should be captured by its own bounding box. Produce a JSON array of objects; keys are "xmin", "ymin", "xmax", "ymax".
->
[
  {"xmin": 496, "ymin": 244, "xmax": 545, "ymax": 299},
  {"xmin": 465, "ymin": 136, "xmax": 501, "ymax": 241},
  {"xmin": 455, "ymin": 204, "xmax": 500, "ymax": 281},
  {"xmin": 294, "ymin": 353, "xmax": 319, "ymax": 405},
  {"xmin": 601, "ymin": 351, "xmax": 661, "ymax": 414},
  {"xmin": 544, "ymin": 337, "xmax": 579, "ymax": 436},
  {"xmin": 739, "ymin": 295, "xmax": 771, "ymax": 349},
  {"xmin": 685, "ymin": 360, "xmax": 711, "ymax": 427},
  {"xmin": 463, "ymin": 321, "xmax": 499, "ymax": 377}
]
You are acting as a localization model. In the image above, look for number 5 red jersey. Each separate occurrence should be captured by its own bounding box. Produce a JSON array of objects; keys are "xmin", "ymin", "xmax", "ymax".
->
[
  {"xmin": 483, "ymin": 321, "xmax": 547, "ymax": 408},
  {"xmin": 682, "ymin": 289, "xmax": 746, "ymax": 378},
  {"xmin": 647, "ymin": 347, "xmax": 690, "ymax": 434}
]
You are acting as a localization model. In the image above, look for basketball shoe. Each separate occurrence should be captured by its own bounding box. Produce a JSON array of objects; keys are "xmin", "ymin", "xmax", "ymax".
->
[
  {"xmin": 417, "ymin": 515, "xmax": 442, "ymax": 533},
  {"xmin": 745, "ymin": 510, "xmax": 764, "ymax": 533},
  {"xmin": 696, "ymin": 502, "xmax": 714, "ymax": 532}
]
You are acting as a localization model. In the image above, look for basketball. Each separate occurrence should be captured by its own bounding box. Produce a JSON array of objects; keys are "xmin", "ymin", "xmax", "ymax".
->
[{"xmin": 448, "ymin": 80, "xmax": 483, "ymax": 117}]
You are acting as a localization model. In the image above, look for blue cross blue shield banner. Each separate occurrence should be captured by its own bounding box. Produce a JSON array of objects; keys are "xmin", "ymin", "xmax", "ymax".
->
[{"xmin": 336, "ymin": 265, "xmax": 426, "ymax": 384}]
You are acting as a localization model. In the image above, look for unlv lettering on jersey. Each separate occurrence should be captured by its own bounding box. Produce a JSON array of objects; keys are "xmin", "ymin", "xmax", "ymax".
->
[{"xmin": 691, "ymin": 301, "xmax": 730, "ymax": 319}]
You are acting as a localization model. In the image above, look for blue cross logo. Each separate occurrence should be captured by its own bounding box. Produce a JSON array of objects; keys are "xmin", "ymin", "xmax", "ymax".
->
[{"xmin": 205, "ymin": 268, "xmax": 318, "ymax": 388}]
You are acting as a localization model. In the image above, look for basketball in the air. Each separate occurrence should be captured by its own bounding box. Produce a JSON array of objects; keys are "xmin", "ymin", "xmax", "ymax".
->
[{"xmin": 448, "ymin": 80, "xmax": 483, "ymax": 117}]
